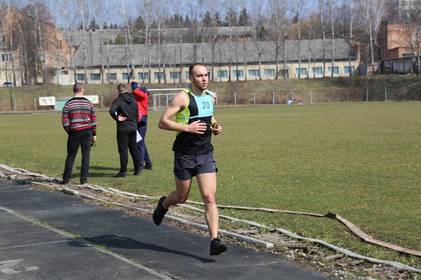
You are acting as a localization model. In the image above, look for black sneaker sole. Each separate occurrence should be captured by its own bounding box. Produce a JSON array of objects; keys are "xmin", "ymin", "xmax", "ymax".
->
[
  {"xmin": 210, "ymin": 244, "xmax": 227, "ymax": 255},
  {"xmin": 152, "ymin": 196, "xmax": 167, "ymax": 225}
]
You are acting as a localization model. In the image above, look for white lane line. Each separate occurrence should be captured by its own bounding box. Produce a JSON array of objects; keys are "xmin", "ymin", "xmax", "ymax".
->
[{"xmin": 0, "ymin": 206, "xmax": 174, "ymax": 280}]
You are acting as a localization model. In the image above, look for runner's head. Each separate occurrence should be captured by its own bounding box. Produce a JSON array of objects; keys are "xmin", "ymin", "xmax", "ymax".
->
[{"xmin": 189, "ymin": 63, "xmax": 208, "ymax": 91}]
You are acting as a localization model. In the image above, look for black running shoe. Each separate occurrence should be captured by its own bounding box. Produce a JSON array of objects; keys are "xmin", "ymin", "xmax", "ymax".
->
[
  {"xmin": 152, "ymin": 196, "xmax": 167, "ymax": 225},
  {"xmin": 61, "ymin": 179, "xmax": 70, "ymax": 185},
  {"xmin": 210, "ymin": 238, "xmax": 227, "ymax": 255},
  {"xmin": 113, "ymin": 172, "xmax": 126, "ymax": 177},
  {"xmin": 144, "ymin": 164, "xmax": 153, "ymax": 170}
]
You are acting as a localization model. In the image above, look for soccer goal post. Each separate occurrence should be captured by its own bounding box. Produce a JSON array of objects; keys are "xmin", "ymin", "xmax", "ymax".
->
[{"xmin": 150, "ymin": 88, "xmax": 183, "ymax": 111}]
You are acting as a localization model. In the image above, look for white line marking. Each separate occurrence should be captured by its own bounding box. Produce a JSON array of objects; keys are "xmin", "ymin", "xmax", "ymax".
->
[
  {"xmin": 0, "ymin": 259, "xmax": 22, "ymax": 275},
  {"xmin": 0, "ymin": 206, "xmax": 174, "ymax": 280},
  {"xmin": 24, "ymin": 266, "xmax": 39, "ymax": 272}
]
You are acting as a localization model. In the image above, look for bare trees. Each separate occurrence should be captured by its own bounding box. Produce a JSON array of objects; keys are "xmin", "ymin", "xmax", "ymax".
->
[
  {"xmin": 1, "ymin": 0, "xmax": 395, "ymax": 86},
  {"xmin": 1, "ymin": 1, "xmax": 57, "ymax": 85},
  {"xmin": 359, "ymin": 0, "xmax": 385, "ymax": 69},
  {"xmin": 407, "ymin": 0, "xmax": 421, "ymax": 74},
  {"xmin": 268, "ymin": 0, "xmax": 287, "ymax": 79}
]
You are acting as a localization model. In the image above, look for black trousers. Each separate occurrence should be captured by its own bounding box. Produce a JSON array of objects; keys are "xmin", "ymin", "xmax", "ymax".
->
[
  {"xmin": 63, "ymin": 129, "xmax": 92, "ymax": 182},
  {"xmin": 117, "ymin": 129, "xmax": 140, "ymax": 173},
  {"xmin": 137, "ymin": 115, "xmax": 152, "ymax": 168}
]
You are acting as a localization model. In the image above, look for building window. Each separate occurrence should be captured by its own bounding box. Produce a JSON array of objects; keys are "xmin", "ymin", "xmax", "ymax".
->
[
  {"xmin": 154, "ymin": 72, "xmax": 164, "ymax": 80},
  {"xmin": 107, "ymin": 73, "xmax": 117, "ymax": 80},
  {"xmin": 122, "ymin": 73, "xmax": 129, "ymax": 80},
  {"xmin": 344, "ymin": 66, "xmax": 355, "ymax": 75},
  {"xmin": 312, "ymin": 67, "xmax": 323, "ymax": 76},
  {"xmin": 264, "ymin": 69, "xmax": 275, "ymax": 77},
  {"xmin": 295, "ymin": 68, "xmax": 307, "ymax": 77},
  {"xmin": 170, "ymin": 71, "xmax": 180, "ymax": 80},
  {"xmin": 232, "ymin": 70, "xmax": 244, "ymax": 79},
  {"xmin": 217, "ymin": 70, "xmax": 228, "ymax": 78},
  {"xmin": 76, "ymin": 74, "xmax": 85, "ymax": 81},
  {"xmin": 248, "ymin": 69, "xmax": 260, "ymax": 77},
  {"xmin": 1, "ymin": 53, "xmax": 12, "ymax": 62},
  {"xmin": 138, "ymin": 72, "xmax": 149, "ymax": 80},
  {"xmin": 90, "ymin": 73, "xmax": 101, "ymax": 81},
  {"xmin": 328, "ymin": 66, "xmax": 339, "ymax": 75}
]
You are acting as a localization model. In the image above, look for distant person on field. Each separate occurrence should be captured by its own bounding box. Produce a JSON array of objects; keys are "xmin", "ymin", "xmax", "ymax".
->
[
  {"xmin": 109, "ymin": 83, "xmax": 141, "ymax": 177},
  {"xmin": 62, "ymin": 83, "xmax": 96, "ymax": 185},
  {"xmin": 153, "ymin": 63, "xmax": 227, "ymax": 256},
  {"xmin": 131, "ymin": 81, "xmax": 153, "ymax": 172}
]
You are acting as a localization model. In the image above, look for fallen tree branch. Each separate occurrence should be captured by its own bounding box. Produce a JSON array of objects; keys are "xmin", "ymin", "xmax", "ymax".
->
[{"xmin": 187, "ymin": 201, "xmax": 421, "ymax": 258}]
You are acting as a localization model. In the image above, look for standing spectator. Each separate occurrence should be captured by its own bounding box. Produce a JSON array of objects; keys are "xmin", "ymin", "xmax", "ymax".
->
[
  {"xmin": 153, "ymin": 63, "xmax": 227, "ymax": 256},
  {"xmin": 62, "ymin": 83, "xmax": 96, "ymax": 184},
  {"xmin": 131, "ymin": 81, "xmax": 153, "ymax": 172},
  {"xmin": 109, "ymin": 83, "xmax": 140, "ymax": 177}
]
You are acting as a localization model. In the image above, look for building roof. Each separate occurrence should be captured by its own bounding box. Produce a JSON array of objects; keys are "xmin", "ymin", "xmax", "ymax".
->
[{"xmin": 72, "ymin": 38, "xmax": 357, "ymax": 68}]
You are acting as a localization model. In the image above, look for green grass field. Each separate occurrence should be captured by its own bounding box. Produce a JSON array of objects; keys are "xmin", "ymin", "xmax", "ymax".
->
[{"xmin": 1, "ymin": 102, "xmax": 421, "ymax": 267}]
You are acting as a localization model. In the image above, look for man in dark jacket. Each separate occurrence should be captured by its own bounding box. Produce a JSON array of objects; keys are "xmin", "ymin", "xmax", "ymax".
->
[{"xmin": 109, "ymin": 83, "xmax": 140, "ymax": 177}]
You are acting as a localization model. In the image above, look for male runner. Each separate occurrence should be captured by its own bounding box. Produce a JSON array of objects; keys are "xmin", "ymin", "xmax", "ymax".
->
[{"xmin": 153, "ymin": 63, "xmax": 227, "ymax": 256}]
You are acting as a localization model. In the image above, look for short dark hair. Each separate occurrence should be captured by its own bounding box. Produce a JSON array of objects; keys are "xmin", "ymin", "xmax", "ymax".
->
[
  {"xmin": 73, "ymin": 83, "xmax": 84, "ymax": 93},
  {"xmin": 117, "ymin": 83, "xmax": 128, "ymax": 93},
  {"xmin": 189, "ymin": 63, "xmax": 206, "ymax": 76}
]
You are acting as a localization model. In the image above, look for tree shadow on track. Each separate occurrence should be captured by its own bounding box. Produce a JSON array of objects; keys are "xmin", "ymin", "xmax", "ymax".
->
[{"xmin": 68, "ymin": 234, "xmax": 215, "ymax": 263}]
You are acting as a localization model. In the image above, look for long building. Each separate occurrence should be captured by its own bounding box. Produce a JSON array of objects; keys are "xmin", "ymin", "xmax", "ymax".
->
[{"xmin": 66, "ymin": 38, "xmax": 360, "ymax": 85}]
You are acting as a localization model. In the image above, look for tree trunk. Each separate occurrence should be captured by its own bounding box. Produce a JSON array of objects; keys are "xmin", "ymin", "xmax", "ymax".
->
[
  {"xmin": 79, "ymin": 0, "xmax": 87, "ymax": 84},
  {"xmin": 329, "ymin": 0, "xmax": 335, "ymax": 78}
]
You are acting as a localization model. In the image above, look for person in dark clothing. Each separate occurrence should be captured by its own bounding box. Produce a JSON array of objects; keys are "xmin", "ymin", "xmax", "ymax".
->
[
  {"xmin": 131, "ymin": 81, "xmax": 153, "ymax": 172},
  {"xmin": 62, "ymin": 83, "xmax": 97, "ymax": 185},
  {"xmin": 109, "ymin": 83, "xmax": 141, "ymax": 177}
]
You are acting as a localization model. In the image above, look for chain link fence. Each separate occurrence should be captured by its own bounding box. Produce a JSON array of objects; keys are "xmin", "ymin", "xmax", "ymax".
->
[
  {"xmin": 1, "ymin": 85, "xmax": 421, "ymax": 111},
  {"xmin": 215, "ymin": 85, "xmax": 421, "ymax": 106}
]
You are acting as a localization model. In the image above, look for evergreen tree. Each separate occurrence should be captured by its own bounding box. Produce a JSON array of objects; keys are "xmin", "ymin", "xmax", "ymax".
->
[
  {"xmin": 225, "ymin": 8, "xmax": 237, "ymax": 27},
  {"xmin": 88, "ymin": 17, "xmax": 99, "ymax": 30},
  {"xmin": 203, "ymin": 11, "xmax": 212, "ymax": 27},
  {"xmin": 184, "ymin": 15, "xmax": 190, "ymax": 26},
  {"xmin": 134, "ymin": 15, "xmax": 145, "ymax": 30},
  {"xmin": 213, "ymin": 12, "xmax": 223, "ymax": 26},
  {"xmin": 238, "ymin": 8, "xmax": 250, "ymax": 26}
]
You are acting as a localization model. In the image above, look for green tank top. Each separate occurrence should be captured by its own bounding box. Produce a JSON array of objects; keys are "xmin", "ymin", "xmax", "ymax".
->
[{"xmin": 172, "ymin": 88, "xmax": 215, "ymax": 154}]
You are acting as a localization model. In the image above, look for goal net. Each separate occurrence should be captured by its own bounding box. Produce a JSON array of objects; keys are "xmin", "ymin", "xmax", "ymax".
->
[{"xmin": 150, "ymin": 88, "xmax": 183, "ymax": 111}]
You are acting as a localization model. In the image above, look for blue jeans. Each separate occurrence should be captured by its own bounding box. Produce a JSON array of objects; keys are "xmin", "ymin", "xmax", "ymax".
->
[{"xmin": 137, "ymin": 115, "xmax": 152, "ymax": 168}]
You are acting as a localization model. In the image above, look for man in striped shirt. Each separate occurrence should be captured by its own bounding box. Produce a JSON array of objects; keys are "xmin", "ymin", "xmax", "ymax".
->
[{"xmin": 62, "ymin": 83, "xmax": 97, "ymax": 184}]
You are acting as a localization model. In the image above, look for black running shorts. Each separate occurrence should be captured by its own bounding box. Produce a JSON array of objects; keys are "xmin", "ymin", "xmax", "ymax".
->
[{"xmin": 173, "ymin": 152, "xmax": 217, "ymax": 180}]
